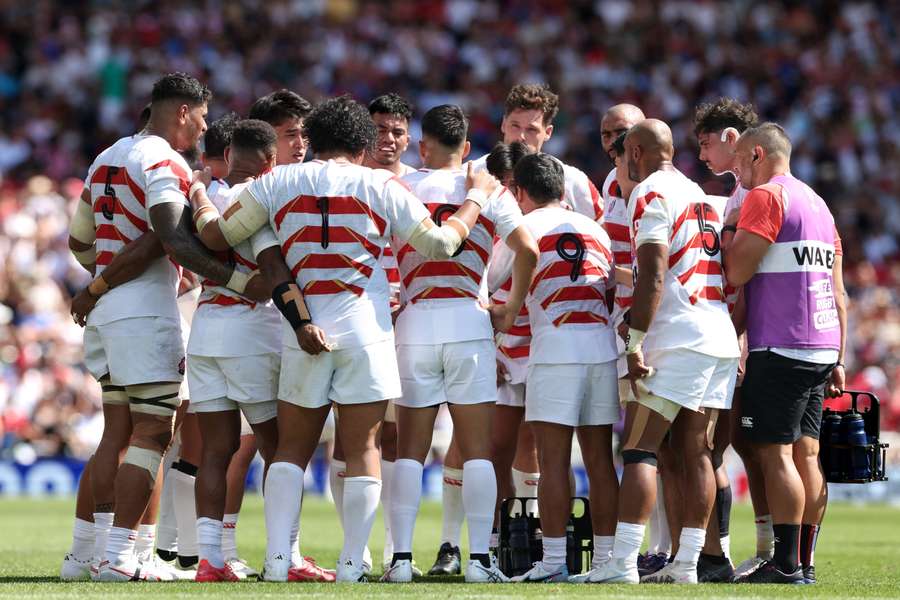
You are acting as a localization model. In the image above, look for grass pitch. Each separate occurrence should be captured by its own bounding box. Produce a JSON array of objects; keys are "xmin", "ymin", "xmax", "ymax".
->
[{"xmin": 1, "ymin": 496, "xmax": 898, "ymax": 598}]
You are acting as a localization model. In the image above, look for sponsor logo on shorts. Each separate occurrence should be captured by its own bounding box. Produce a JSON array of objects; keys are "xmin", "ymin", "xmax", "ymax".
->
[{"xmin": 741, "ymin": 416, "xmax": 753, "ymax": 428}]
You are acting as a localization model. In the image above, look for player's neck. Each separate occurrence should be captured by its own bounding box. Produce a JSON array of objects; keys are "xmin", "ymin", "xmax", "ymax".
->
[
  {"xmin": 423, "ymin": 151, "xmax": 463, "ymax": 171},
  {"xmin": 317, "ymin": 151, "xmax": 356, "ymax": 163},
  {"xmin": 644, "ymin": 160, "xmax": 675, "ymax": 179},
  {"xmin": 143, "ymin": 119, "xmax": 178, "ymax": 148},
  {"xmin": 224, "ymin": 166, "xmax": 257, "ymax": 187}
]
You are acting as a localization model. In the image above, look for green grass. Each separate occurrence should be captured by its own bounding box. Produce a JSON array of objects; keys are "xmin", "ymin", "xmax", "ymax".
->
[{"xmin": 1, "ymin": 497, "xmax": 898, "ymax": 598}]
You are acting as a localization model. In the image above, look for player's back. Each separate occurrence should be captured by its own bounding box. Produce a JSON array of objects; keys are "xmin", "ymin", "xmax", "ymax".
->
[
  {"xmin": 249, "ymin": 159, "xmax": 429, "ymax": 348},
  {"xmin": 85, "ymin": 134, "xmax": 190, "ymax": 326},
  {"xmin": 522, "ymin": 206, "xmax": 616, "ymax": 365},
  {"xmin": 628, "ymin": 169, "xmax": 739, "ymax": 358}
]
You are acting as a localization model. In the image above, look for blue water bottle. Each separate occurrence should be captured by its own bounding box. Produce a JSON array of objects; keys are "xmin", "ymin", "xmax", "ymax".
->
[
  {"xmin": 823, "ymin": 413, "xmax": 843, "ymax": 480},
  {"xmin": 843, "ymin": 412, "xmax": 871, "ymax": 480}
]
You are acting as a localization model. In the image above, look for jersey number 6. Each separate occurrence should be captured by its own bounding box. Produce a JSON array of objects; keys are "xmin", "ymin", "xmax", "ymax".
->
[{"xmin": 556, "ymin": 233, "xmax": 586, "ymax": 282}]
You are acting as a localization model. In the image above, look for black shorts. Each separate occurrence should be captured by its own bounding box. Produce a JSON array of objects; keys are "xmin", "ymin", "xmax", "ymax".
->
[{"xmin": 740, "ymin": 350, "xmax": 834, "ymax": 444}]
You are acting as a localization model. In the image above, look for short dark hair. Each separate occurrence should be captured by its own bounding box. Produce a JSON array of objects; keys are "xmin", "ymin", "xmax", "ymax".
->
[
  {"xmin": 420, "ymin": 105, "xmax": 468, "ymax": 149},
  {"xmin": 368, "ymin": 93, "xmax": 413, "ymax": 122},
  {"xmin": 486, "ymin": 141, "xmax": 532, "ymax": 180},
  {"xmin": 504, "ymin": 84, "xmax": 559, "ymax": 126},
  {"xmin": 513, "ymin": 153, "xmax": 564, "ymax": 204},
  {"xmin": 204, "ymin": 112, "xmax": 239, "ymax": 159},
  {"xmin": 249, "ymin": 89, "xmax": 313, "ymax": 127},
  {"xmin": 740, "ymin": 122, "xmax": 792, "ymax": 159},
  {"xmin": 230, "ymin": 119, "xmax": 278, "ymax": 156},
  {"xmin": 693, "ymin": 98, "xmax": 759, "ymax": 136},
  {"xmin": 611, "ymin": 132, "xmax": 627, "ymax": 157},
  {"xmin": 151, "ymin": 72, "xmax": 211, "ymax": 106},
  {"xmin": 303, "ymin": 95, "xmax": 376, "ymax": 156}
]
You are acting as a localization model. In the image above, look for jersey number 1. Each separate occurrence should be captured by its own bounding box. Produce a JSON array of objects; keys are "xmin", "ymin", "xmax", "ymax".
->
[{"xmin": 317, "ymin": 197, "xmax": 329, "ymax": 248}]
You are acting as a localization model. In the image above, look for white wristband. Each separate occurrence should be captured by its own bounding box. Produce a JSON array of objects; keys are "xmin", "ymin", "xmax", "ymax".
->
[
  {"xmin": 446, "ymin": 215, "xmax": 470, "ymax": 238},
  {"xmin": 465, "ymin": 188, "xmax": 487, "ymax": 208},
  {"xmin": 226, "ymin": 270, "xmax": 250, "ymax": 294},
  {"xmin": 189, "ymin": 180, "xmax": 206, "ymax": 199},
  {"xmin": 625, "ymin": 327, "xmax": 647, "ymax": 354}
]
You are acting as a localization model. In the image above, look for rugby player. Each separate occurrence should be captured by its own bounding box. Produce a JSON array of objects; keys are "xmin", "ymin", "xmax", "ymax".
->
[
  {"xmin": 188, "ymin": 95, "xmax": 499, "ymax": 582},
  {"xmin": 380, "ymin": 105, "xmax": 537, "ymax": 584}
]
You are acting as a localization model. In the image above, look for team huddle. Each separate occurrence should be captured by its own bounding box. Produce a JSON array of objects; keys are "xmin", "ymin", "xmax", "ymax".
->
[{"xmin": 59, "ymin": 72, "xmax": 845, "ymax": 585}]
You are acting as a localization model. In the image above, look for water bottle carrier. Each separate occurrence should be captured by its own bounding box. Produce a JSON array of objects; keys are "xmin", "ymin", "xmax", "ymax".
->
[
  {"xmin": 497, "ymin": 496, "xmax": 593, "ymax": 577},
  {"xmin": 821, "ymin": 390, "xmax": 889, "ymax": 484}
]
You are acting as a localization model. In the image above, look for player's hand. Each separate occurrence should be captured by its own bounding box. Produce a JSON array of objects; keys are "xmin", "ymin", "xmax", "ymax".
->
[
  {"xmin": 617, "ymin": 320, "xmax": 630, "ymax": 342},
  {"xmin": 488, "ymin": 303, "xmax": 516, "ymax": 333},
  {"xmin": 466, "ymin": 162, "xmax": 499, "ymax": 197},
  {"xmin": 826, "ymin": 364, "xmax": 845, "ymax": 398},
  {"xmin": 496, "ymin": 358, "xmax": 509, "ymax": 388},
  {"xmin": 626, "ymin": 350, "xmax": 652, "ymax": 381},
  {"xmin": 70, "ymin": 287, "xmax": 98, "ymax": 327},
  {"xmin": 191, "ymin": 166, "xmax": 212, "ymax": 189},
  {"xmin": 297, "ymin": 323, "xmax": 331, "ymax": 355},
  {"xmin": 243, "ymin": 271, "xmax": 271, "ymax": 302}
]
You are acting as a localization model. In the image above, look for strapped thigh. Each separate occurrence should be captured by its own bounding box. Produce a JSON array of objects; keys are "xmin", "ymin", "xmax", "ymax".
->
[{"xmin": 126, "ymin": 382, "xmax": 182, "ymax": 416}]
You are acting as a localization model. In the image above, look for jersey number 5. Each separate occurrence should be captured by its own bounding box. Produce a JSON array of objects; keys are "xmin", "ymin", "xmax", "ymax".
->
[
  {"xmin": 99, "ymin": 166, "xmax": 119, "ymax": 221},
  {"xmin": 556, "ymin": 233, "xmax": 586, "ymax": 282},
  {"xmin": 694, "ymin": 203, "xmax": 721, "ymax": 257}
]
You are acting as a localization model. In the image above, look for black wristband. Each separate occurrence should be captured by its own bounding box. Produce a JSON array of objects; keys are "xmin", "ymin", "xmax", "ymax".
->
[
  {"xmin": 272, "ymin": 281, "xmax": 310, "ymax": 331},
  {"xmin": 722, "ymin": 224, "xmax": 738, "ymax": 234}
]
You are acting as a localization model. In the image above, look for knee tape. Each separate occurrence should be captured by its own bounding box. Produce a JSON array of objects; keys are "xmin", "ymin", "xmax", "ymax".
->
[
  {"xmin": 622, "ymin": 448, "xmax": 658, "ymax": 467},
  {"xmin": 100, "ymin": 376, "xmax": 128, "ymax": 405},
  {"xmin": 123, "ymin": 446, "xmax": 163, "ymax": 481},
  {"xmin": 126, "ymin": 382, "xmax": 182, "ymax": 416}
]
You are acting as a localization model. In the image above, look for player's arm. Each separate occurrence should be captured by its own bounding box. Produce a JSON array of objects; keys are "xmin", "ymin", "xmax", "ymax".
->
[
  {"xmin": 70, "ymin": 231, "xmax": 166, "ymax": 326},
  {"xmin": 827, "ymin": 240, "xmax": 847, "ymax": 398},
  {"xmin": 68, "ymin": 188, "xmax": 97, "ymax": 274},
  {"xmin": 614, "ymin": 266, "xmax": 633, "ymax": 287},
  {"xmin": 724, "ymin": 187, "xmax": 780, "ymax": 287},
  {"xmin": 256, "ymin": 246, "xmax": 329, "ymax": 355},
  {"xmin": 488, "ymin": 225, "xmax": 538, "ymax": 333},
  {"xmin": 730, "ymin": 288, "xmax": 747, "ymax": 335},
  {"xmin": 400, "ymin": 164, "xmax": 499, "ymax": 259},
  {"xmin": 190, "ymin": 180, "xmax": 269, "ymax": 252}
]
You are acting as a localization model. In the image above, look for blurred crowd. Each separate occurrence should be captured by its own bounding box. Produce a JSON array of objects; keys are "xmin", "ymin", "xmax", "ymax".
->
[{"xmin": 0, "ymin": 0, "xmax": 898, "ymax": 459}]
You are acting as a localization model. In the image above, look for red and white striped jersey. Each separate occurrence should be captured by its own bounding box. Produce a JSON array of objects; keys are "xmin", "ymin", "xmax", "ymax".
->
[
  {"xmin": 486, "ymin": 252, "xmax": 532, "ymax": 383},
  {"xmin": 723, "ymin": 182, "xmax": 749, "ymax": 314},
  {"xmin": 602, "ymin": 168, "xmax": 632, "ymax": 324},
  {"xmin": 246, "ymin": 159, "xmax": 431, "ymax": 349},
  {"xmin": 380, "ymin": 243, "xmax": 401, "ymax": 312},
  {"xmin": 81, "ymin": 134, "xmax": 189, "ymax": 326},
  {"xmin": 187, "ymin": 181, "xmax": 282, "ymax": 358},
  {"xmin": 492, "ymin": 206, "xmax": 617, "ymax": 365},
  {"xmin": 393, "ymin": 168, "xmax": 522, "ymax": 344},
  {"xmin": 628, "ymin": 169, "xmax": 739, "ymax": 358},
  {"xmin": 470, "ymin": 153, "xmax": 604, "ymax": 222}
]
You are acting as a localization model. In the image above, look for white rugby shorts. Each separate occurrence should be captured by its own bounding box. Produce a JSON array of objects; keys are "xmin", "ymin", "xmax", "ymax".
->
[
  {"xmin": 496, "ymin": 382, "xmax": 525, "ymax": 408},
  {"xmin": 84, "ymin": 316, "xmax": 184, "ymax": 387},
  {"xmin": 279, "ymin": 338, "xmax": 401, "ymax": 408},
  {"xmin": 525, "ymin": 360, "xmax": 620, "ymax": 427},
  {"xmin": 641, "ymin": 348, "xmax": 739, "ymax": 413},
  {"xmin": 394, "ymin": 339, "xmax": 497, "ymax": 408},
  {"xmin": 187, "ymin": 352, "xmax": 280, "ymax": 425}
]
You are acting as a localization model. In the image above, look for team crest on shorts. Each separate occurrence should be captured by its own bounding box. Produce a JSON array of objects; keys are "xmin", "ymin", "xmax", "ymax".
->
[{"xmin": 178, "ymin": 356, "xmax": 186, "ymax": 375}]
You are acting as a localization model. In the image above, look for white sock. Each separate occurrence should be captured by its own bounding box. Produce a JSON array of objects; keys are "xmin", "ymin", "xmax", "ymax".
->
[
  {"xmin": 134, "ymin": 524, "xmax": 156, "ymax": 562},
  {"xmin": 648, "ymin": 475, "xmax": 671, "ymax": 555},
  {"xmin": 290, "ymin": 521, "xmax": 302, "ymax": 566},
  {"xmin": 329, "ymin": 459, "xmax": 346, "ymax": 527},
  {"xmin": 105, "ymin": 526, "xmax": 136, "ymax": 565},
  {"xmin": 755, "ymin": 514, "xmax": 774, "ymax": 559},
  {"xmin": 542, "ymin": 536, "xmax": 566, "ymax": 570},
  {"xmin": 156, "ymin": 441, "xmax": 179, "ymax": 553},
  {"xmin": 381, "ymin": 459, "xmax": 395, "ymax": 565},
  {"xmin": 611, "ymin": 521, "xmax": 645, "ymax": 567},
  {"xmin": 390, "ymin": 459, "xmax": 423, "ymax": 554},
  {"xmin": 341, "ymin": 476, "xmax": 381, "ymax": 567},
  {"xmin": 93, "ymin": 512, "xmax": 114, "ymax": 563},
  {"xmin": 674, "ymin": 527, "xmax": 705, "ymax": 569},
  {"xmin": 197, "ymin": 517, "xmax": 225, "ymax": 568},
  {"xmin": 592, "ymin": 535, "xmax": 615, "ymax": 567},
  {"xmin": 222, "ymin": 513, "xmax": 239, "ymax": 561},
  {"xmin": 264, "ymin": 462, "xmax": 304, "ymax": 561},
  {"xmin": 440, "ymin": 466, "xmax": 464, "ymax": 548},
  {"xmin": 511, "ymin": 469, "xmax": 539, "ymax": 498},
  {"xmin": 720, "ymin": 534, "xmax": 731, "ymax": 560},
  {"xmin": 171, "ymin": 467, "xmax": 198, "ymax": 557},
  {"xmin": 69, "ymin": 518, "xmax": 95, "ymax": 561},
  {"xmin": 462, "ymin": 460, "xmax": 496, "ymax": 555}
]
